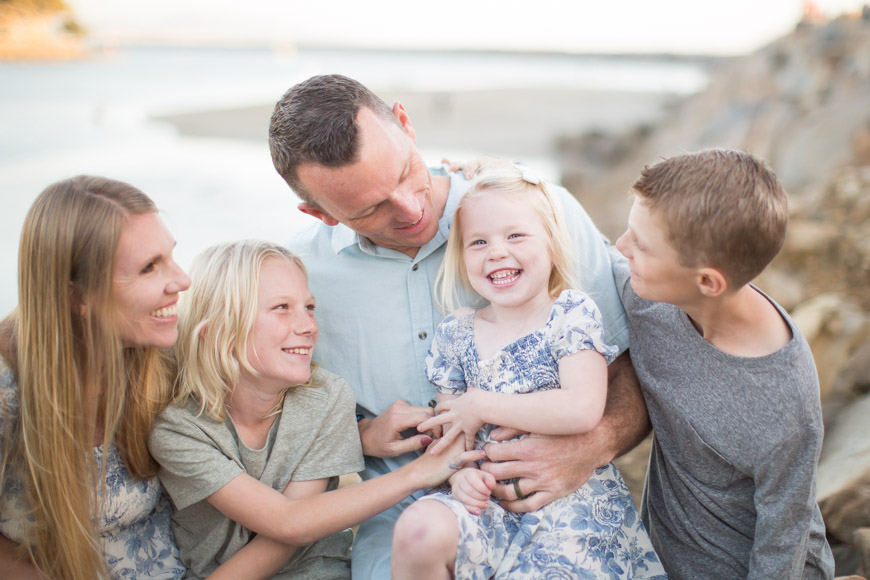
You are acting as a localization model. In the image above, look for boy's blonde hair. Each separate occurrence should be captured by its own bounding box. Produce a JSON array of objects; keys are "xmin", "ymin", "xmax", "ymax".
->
[
  {"xmin": 436, "ymin": 165, "xmax": 578, "ymax": 314},
  {"xmin": 173, "ymin": 240, "xmax": 317, "ymax": 421},
  {"xmin": 632, "ymin": 149, "xmax": 788, "ymax": 288}
]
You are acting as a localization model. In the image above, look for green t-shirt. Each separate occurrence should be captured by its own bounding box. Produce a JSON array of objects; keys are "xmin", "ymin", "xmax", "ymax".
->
[{"xmin": 148, "ymin": 367, "xmax": 364, "ymax": 579}]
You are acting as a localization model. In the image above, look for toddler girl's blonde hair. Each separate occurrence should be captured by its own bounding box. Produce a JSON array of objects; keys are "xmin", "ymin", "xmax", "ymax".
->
[{"xmin": 436, "ymin": 164, "xmax": 578, "ymax": 314}]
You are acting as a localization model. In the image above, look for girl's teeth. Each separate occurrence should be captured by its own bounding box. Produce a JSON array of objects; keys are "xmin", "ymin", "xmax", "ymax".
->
[
  {"xmin": 284, "ymin": 348, "xmax": 311, "ymax": 355},
  {"xmin": 489, "ymin": 270, "xmax": 519, "ymax": 285}
]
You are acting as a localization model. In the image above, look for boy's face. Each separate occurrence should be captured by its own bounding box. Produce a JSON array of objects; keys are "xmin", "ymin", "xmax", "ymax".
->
[{"xmin": 615, "ymin": 197, "xmax": 698, "ymax": 305}]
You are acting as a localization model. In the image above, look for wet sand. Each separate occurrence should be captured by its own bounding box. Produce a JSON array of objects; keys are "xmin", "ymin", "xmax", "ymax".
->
[{"xmin": 155, "ymin": 87, "xmax": 678, "ymax": 161}]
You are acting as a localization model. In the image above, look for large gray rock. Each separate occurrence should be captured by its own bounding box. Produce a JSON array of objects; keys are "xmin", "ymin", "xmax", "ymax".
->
[{"xmin": 817, "ymin": 392, "xmax": 870, "ymax": 543}]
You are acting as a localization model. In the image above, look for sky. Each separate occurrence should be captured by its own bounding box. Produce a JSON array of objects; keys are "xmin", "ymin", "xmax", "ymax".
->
[{"xmin": 66, "ymin": 0, "xmax": 868, "ymax": 55}]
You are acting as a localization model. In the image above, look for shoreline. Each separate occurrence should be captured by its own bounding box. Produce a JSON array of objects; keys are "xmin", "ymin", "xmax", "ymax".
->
[{"xmin": 155, "ymin": 87, "xmax": 682, "ymax": 161}]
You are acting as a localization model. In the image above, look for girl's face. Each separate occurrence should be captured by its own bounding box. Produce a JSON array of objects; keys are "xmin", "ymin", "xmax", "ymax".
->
[
  {"xmin": 459, "ymin": 192, "xmax": 553, "ymax": 312},
  {"xmin": 112, "ymin": 212, "xmax": 190, "ymax": 348},
  {"xmin": 246, "ymin": 258, "xmax": 318, "ymax": 391}
]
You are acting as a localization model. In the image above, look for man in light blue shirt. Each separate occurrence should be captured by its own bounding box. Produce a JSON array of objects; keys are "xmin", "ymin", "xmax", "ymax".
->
[{"xmin": 269, "ymin": 74, "xmax": 650, "ymax": 580}]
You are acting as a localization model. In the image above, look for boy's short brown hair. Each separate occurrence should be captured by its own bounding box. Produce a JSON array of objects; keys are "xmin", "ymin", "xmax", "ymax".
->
[{"xmin": 632, "ymin": 149, "xmax": 788, "ymax": 288}]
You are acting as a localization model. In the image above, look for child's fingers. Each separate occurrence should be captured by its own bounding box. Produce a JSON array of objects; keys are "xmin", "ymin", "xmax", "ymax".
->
[
  {"xmin": 428, "ymin": 426, "xmax": 462, "ymax": 455},
  {"xmin": 464, "ymin": 431, "xmax": 476, "ymax": 452},
  {"xmin": 468, "ymin": 474, "xmax": 493, "ymax": 497},
  {"xmin": 416, "ymin": 412, "xmax": 449, "ymax": 433}
]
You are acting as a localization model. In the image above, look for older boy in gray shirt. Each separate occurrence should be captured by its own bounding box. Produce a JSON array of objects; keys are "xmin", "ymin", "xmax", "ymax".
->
[{"xmin": 611, "ymin": 149, "xmax": 834, "ymax": 579}]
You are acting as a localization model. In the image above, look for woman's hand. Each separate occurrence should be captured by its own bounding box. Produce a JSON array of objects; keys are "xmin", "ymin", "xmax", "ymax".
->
[
  {"xmin": 358, "ymin": 400, "xmax": 436, "ymax": 458},
  {"xmin": 409, "ymin": 434, "xmax": 486, "ymax": 490}
]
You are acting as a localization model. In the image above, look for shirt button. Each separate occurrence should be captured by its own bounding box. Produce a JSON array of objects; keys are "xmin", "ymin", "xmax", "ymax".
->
[
  {"xmin": 412, "ymin": 263, "xmax": 419, "ymax": 271},
  {"xmin": 418, "ymin": 331, "xmax": 428, "ymax": 340}
]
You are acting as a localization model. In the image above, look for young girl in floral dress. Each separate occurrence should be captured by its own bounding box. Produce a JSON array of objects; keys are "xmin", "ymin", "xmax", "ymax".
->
[{"xmin": 391, "ymin": 165, "xmax": 666, "ymax": 580}]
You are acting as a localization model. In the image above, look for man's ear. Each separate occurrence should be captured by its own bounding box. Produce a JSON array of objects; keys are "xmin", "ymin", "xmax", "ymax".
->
[
  {"xmin": 391, "ymin": 101, "xmax": 417, "ymax": 143},
  {"xmin": 696, "ymin": 267, "xmax": 728, "ymax": 297},
  {"xmin": 298, "ymin": 202, "xmax": 340, "ymax": 227}
]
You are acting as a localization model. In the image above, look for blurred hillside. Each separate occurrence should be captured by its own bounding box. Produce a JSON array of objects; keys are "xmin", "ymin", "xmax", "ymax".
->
[
  {"xmin": 0, "ymin": 0, "xmax": 85, "ymax": 59},
  {"xmin": 580, "ymin": 10, "xmax": 870, "ymax": 576}
]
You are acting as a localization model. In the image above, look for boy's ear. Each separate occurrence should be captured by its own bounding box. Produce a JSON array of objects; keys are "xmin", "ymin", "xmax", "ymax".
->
[
  {"xmin": 696, "ymin": 267, "xmax": 728, "ymax": 297},
  {"xmin": 298, "ymin": 202, "xmax": 340, "ymax": 227}
]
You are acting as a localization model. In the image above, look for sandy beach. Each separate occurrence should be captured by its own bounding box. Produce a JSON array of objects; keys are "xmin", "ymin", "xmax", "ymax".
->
[{"xmin": 156, "ymin": 87, "xmax": 678, "ymax": 163}]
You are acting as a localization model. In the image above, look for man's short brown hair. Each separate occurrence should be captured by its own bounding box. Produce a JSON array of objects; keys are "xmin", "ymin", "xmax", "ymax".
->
[
  {"xmin": 268, "ymin": 74, "xmax": 398, "ymax": 207},
  {"xmin": 632, "ymin": 149, "xmax": 788, "ymax": 287}
]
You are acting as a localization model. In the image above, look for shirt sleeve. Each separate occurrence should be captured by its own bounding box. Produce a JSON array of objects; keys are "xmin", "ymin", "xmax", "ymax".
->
[
  {"xmin": 550, "ymin": 290, "xmax": 618, "ymax": 364},
  {"xmin": 747, "ymin": 425, "xmax": 824, "ymax": 579},
  {"xmin": 291, "ymin": 373, "xmax": 365, "ymax": 481},
  {"xmin": 554, "ymin": 185, "xmax": 630, "ymax": 355},
  {"xmin": 148, "ymin": 405, "xmax": 244, "ymax": 511},
  {"xmin": 424, "ymin": 312, "xmax": 468, "ymax": 395}
]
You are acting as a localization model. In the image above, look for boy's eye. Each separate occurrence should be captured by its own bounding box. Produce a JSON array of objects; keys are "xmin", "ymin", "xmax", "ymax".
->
[{"xmin": 306, "ymin": 304, "xmax": 316, "ymax": 312}]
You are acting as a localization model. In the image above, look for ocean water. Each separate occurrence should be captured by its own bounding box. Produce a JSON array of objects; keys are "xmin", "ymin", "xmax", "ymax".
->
[{"xmin": 0, "ymin": 46, "xmax": 708, "ymax": 315}]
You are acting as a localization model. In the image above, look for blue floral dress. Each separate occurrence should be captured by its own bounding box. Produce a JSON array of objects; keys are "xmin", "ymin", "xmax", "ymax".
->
[
  {"xmin": 423, "ymin": 290, "xmax": 666, "ymax": 580},
  {"xmin": 0, "ymin": 357, "xmax": 185, "ymax": 579}
]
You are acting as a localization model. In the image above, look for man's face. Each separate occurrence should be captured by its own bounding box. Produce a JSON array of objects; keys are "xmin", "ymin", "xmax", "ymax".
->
[{"xmin": 296, "ymin": 106, "xmax": 443, "ymax": 258}]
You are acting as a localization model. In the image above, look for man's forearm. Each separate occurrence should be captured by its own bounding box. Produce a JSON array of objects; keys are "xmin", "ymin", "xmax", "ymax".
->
[{"xmin": 600, "ymin": 350, "xmax": 651, "ymax": 461}]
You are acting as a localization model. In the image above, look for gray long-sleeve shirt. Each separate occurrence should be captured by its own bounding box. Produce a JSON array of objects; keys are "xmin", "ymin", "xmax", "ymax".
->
[{"xmin": 613, "ymin": 255, "xmax": 834, "ymax": 580}]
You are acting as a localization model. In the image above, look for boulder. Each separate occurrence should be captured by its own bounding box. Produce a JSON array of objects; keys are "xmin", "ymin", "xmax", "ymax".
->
[
  {"xmin": 791, "ymin": 293, "xmax": 870, "ymax": 400},
  {"xmin": 817, "ymin": 392, "xmax": 870, "ymax": 543}
]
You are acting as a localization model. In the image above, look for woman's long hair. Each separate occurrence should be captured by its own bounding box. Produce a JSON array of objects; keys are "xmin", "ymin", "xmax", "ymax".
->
[{"xmin": 0, "ymin": 176, "xmax": 175, "ymax": 580}]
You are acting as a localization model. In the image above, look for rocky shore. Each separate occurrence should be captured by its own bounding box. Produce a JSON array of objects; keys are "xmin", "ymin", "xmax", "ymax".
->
[
  {"xmin": 0, "ymin": 0, "xmax": 85, "ymax": 60},
  {"xmin": 573, "ymin": 12, "xmax": 870, "ymax": 577}
]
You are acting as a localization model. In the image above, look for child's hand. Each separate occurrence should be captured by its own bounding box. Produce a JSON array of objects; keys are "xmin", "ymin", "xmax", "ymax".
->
[
  {"xmin": 410, "ymin": 434, "xmax": 486, "ymax": 490},
  {"xmin": 417, "ymin": 389, "xmax": 486, "ymax": 454},
  {"xmin": 449, "ymin": 467, "xmax": 495, "ymax": 515},
  {"xmin": 441, "ymin": 155, "xmax": 511, "ymax": 180}
]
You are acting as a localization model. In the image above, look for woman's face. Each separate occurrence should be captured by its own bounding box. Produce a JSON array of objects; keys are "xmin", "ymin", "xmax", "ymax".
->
[{"xmin": 112, "ymin": 212, "xmax": 190, "ymax": 348}]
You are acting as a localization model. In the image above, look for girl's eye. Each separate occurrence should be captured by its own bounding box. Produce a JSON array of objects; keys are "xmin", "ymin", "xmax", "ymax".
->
[
  {"xmin": 470, "ymin": 239, "xmax": 486, "ymax": 247},
  {"xmin": 275, "ymin": 304, "xmax": 288, "ymax": 310},
  {"xmin": 508, "ymin": 233, "xmax": 524, "ymax": 240},
  {"xmin": 306, "ymin": 304, "xmax": 316, "ymax": 312},
  {"xmin": 140, "ymin": 262, "xmax": 155, "ymax": 274}
]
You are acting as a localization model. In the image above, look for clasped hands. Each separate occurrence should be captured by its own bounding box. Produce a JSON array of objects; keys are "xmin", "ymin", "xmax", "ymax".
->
[{"xmin": 360, "ymin": 391, "xmax": 601, "ymax": 514}]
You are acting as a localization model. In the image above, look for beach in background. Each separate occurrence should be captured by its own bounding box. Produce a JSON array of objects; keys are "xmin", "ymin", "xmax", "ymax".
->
[{"xmin": 0, "ymin": 46, "xmax": 709, "ymax": 315}]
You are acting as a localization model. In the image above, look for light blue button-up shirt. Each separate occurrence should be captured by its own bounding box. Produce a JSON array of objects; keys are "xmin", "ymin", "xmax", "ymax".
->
[{"xmin": 286, "ymin": 168, "xmax": 630, "ymax": 577}]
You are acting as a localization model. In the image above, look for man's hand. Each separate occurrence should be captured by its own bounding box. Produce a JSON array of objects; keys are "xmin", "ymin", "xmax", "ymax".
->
[
  {"xmin": 449, "ymin": 468, "xmax": 495, "ymax": 515},
  {"xmin": 358, "ymin": 400, "xmax": 435, "ymax": 458},
  {"xmin": 482, "ymin": 351, "xmax": 651, "ymax": 512},
  {"xmin": 481, "ymin": 432, "xmax": 601, "ymax": 512}
]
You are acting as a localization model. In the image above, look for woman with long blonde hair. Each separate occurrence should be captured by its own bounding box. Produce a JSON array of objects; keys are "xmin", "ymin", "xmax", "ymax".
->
[{"xmin": 0, "ymin": 176, "xmax": 190, "ymax": 579}]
